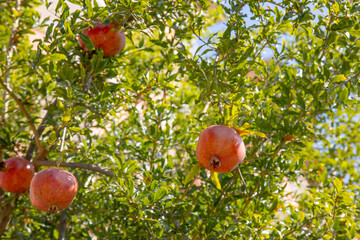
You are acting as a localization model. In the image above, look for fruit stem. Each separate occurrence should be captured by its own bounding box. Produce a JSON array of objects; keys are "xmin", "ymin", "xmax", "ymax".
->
[{"xmin": 237, "ymin": 166, "xmax": 247, "ymax": 188}]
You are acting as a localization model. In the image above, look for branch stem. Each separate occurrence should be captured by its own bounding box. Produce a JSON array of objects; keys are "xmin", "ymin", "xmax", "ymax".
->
[
  {"xmin": 33, "ymin": 160, "xmax": 114, "ymax": 178},
  {"xmin": 0, "ymin": 77, "xmax": 42, "ymax": 153},
  {"xmin": 57, "ymin": 126, "xmax": 67, "ymax": 166}
]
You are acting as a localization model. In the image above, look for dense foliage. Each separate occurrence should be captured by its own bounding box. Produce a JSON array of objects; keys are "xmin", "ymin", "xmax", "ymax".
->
[{"xmin": 0, "ymin": 0, "xmax": 359, "ymax": 239}]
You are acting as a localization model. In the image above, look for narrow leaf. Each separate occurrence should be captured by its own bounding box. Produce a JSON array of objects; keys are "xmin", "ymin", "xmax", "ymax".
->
[
  {"xmin": 42, "ymin": 53, "xmax": 66, "ymax": 63},
  {"xmin": 153, "ymin": 187, "xmax": 167, "ymax": 202},
  {"xmin": 184, "ymin": 165, "xmax": 200, "ymax": 185},
  {"xmin": 333, "ymin": 74, "xmax": 346, "ymax": 82},
  {"xmin": 269, "ymin": 196, "xmax": 279, "ymax": 212},
  {"xmin": 333, "ymin": 178, "xmax": 343, "ymax": 193},
  {"xmin": 211, "ymin": 172, "xmax": 221, "ymax": 190}
]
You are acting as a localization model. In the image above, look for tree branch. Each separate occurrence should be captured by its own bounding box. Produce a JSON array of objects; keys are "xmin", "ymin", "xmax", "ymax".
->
[
  {"xmin": 0, "ymin": 77, "xmax": 42, "ymax": 153},
  {"xmin": 58, "ymin": 211, "xmax": 67, "ymax": 240},
  {"xmin": 238, "ymin": 181, "xmax": 260, "ymax": 218},
  {"xmin": 25, "ymin": 109, "xmax": 50, "ymax": 160},
  {"xmin": 33, "ymin": 160, "xmax": 114, "ymax": 178},
  {"xmin": 0, "ymin": 195, "xmax": 19, "ymax": 237},
  {"xmin": 282, "ymin": 213, "xmax": 328, "ymax": 238}
]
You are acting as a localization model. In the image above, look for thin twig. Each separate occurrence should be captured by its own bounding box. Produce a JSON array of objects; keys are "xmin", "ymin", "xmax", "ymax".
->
[
  {"xmin": 189, "ymin": 26, "xmax": 217, "ymax": 50},
  {"xmin": 33, "ymin": 160, "xmax": 114, "ymax": 178},
  {"xmin": 317, "ymin": 15, "xmax": 332, "ymax": 61},
  {"xmin": 25, "ymin": 100, "xmax": 56, "ymax": 160},
  {"xmin": 84, "ymin": 73, "xmax": 93, "ymax": 92},
  {"xmin": 0, "ymin": 0, "xmax": 21, "ymax": 161},
  {"xmin": 282, "ymin": 214, "xmax": 327, "ymax": 238},
  {"xmin": 238, "ymin": 181, "xmax": 260, "ymax": 218},
  {"xmin": 57, "ymin": 126, "xmax": 67, "ymax": 166},
  {"xmin": 237, "ymin": 166, "xmax": 248, "ymax": 188},
  {"xmin": 0, "ymin": 196, "xmax": 19, "ymax": 236},
  {"xmin": 173, "ymin": 220, "xmax": 187, "ymax": 240}
]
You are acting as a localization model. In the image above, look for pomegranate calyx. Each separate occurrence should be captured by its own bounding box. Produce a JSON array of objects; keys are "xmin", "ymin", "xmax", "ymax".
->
[
  {"xmin": 209, "ymin": 156, "xmax": 221, "ymax": 169},
  {"xmin": 49, "ymin": 205, "xmax": 59, "ymax": 213}
]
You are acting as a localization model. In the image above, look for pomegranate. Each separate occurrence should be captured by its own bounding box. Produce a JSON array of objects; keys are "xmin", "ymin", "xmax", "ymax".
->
[
  {"xmin": 79, "ymin": 22, "xmax": 126, "ymax": 57},
  {"xmin": 0, "ymin": 157, "xmax": 35, "ymax": 193},
  {"xmin": 30, "ymin": 168, "xmax": 78, "ymax": 213},
  {"xmin": 196, "ymin": 125, "xmax": 246, "ymax": 173}
]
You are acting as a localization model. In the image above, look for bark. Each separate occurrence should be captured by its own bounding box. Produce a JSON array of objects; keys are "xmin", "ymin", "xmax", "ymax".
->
[{"xmin": 0, "ymin": 194, "xmax": 19, "ymax": 237}]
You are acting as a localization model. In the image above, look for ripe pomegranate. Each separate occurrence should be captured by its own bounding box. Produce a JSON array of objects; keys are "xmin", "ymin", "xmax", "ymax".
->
[
  {"xmin": 196, "ymin": 125, "xmax": 246, "ymax": 173},
  {"xmin": 30, "ymin": 168, "xmax": 78, "ymax": 213},
  {"xmin": 79, "ymin": 22, "xmax": 126, "ymax": 57},
  {"xmin": 0, "ymin": 157, "xmax": 35, "ymax": 193}
]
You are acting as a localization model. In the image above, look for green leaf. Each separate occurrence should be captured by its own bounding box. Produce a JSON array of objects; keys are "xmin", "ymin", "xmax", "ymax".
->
[
  {"xmin": 69, "ymin": 127, "xmax": 82, "ymax": 132},
  {"xmin": 346, "ymin": 185, "xmax": 360, "ymax": 191},
  {"xmin": 333, "ymin": 74, "xmax": 346, "ymax": 83},
  {"xmin": 333, "ymin": 178, "xmax": 343, "ymax": 193},
  {"xmin": 298, "ymin": 211, "xmax": 305, "ymax": 222},
  {"xmin": 281, "ymin": 38, "xmax": 286, "ymax": 54},
  {"xmin": 153, "ymin": 187, "xmax": 167, "ymax": 202},
  {"xmin": 239, "ymin": 46, "xmax": 254, "ymax": 62},
  {"xmin": 85, "ymin": 0, "xmax": 93, "ymax": 18},
  {"xmin": 184, "ymin": 165, "xmax": 200, "ymax": 185},
  {"xmin": 268, "ymin": 196, "xmax": 279, "ymax": 212},
  {"xmin": 349, "ymin": 30, "xmax": 360, "ymax": 37},
  {"xmin": 339, "ymin": 87, "xmax": 348, "ymax": 101},
  {"xmin": 126, "ymin": 176, "xmax": 134, "ymax": 197},
  {"xmin": 41, "ymin": 53, "xmax": 66, "ymax": 63},
  {"xmin": 79, "ymin": 32, "xmax": 95, "ymax": 50},
  {"xmin": 331, "ymin": 18, "xmax": 354, "ymax": 31}
]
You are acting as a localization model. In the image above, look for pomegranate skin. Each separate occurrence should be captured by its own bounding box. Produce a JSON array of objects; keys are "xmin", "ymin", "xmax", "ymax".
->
[
  {"xmin": 0, "ymin": 158, "xmax": 35, "ymax": 193},
  {"xmin": 196, "ymin": 125, "xmax": 246, "ymax": 173},
  {"xmin": 79, "ymin": 23, "xmax": 126, "ymax": 57},
  {"xmin": 30, "ymin": 168, "xmax": 78, "ymax": 213}
]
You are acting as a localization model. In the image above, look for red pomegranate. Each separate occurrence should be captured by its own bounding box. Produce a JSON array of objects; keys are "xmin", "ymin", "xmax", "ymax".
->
[
  {"xmin": 30, "ymin": 168, "xmax": 78, "ymax": 213},
  {"xmin": 0, "ymin": 157, "xmax": 35, "ymax": 193},
  {"xmin": 196, "ymin": 125, "xmax": 246, "ymax": 173},
  {"xmin": 79, "ymin": 22, "xmax": 126, "ymax": 57}
]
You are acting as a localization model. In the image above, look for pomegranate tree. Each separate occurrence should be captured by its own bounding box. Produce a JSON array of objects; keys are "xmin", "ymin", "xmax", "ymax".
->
[
  {"xmin": 196, "ymin": 125, "xmax": 246, "ymax": 173},
  {"xmin": 30, "ymin": 168, "xmax": 78, "ymax": 213},
  {"xmin": 0, "ymin": 157, "xmax": 35, "ymax": 193},
  {"xmin": 79, "ymin": 22, "xmax": 126, "ymax": 57}
]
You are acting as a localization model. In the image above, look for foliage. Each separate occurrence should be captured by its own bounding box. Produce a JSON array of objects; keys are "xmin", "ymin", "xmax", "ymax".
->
[{"xmin": 0, "ymin": 0, "xmax": 359, "ymax": 239}]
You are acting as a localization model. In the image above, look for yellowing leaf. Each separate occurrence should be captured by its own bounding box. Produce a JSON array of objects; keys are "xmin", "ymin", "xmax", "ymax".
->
[
  {"xmin": 243, "ymin": 104, "xmax": 251, "ymax": 111},
  {"xmin": 298, "ymin": 211, "xmax": 305, "ymax": 222},
  {"xmin": 230, "ymin": 124, "xmax": 268, "ymax": 139},
  {"xmin": 333, "ymin": 74, "xmax": 346, "ymax": 83},
  {"xmin": 41, "ymin": 53, "xmax": 67, "ymax": 63},
  {"xmin": 230, "ymin": 126, "xmax": 251, "ymax": 136},
  {"xmin": 239, "ymin": 122, "xmax": 252, "ymax": 129},
  {"xmin": 13, "ymin": 10, "xmax": 20, "ymax": 18},
  {"xmin": 331, "ymin": 1, "xmax": 340, "ymax": 14},
  {"xmin": 253, "ymin": 214, "xmax": 262, "ymax": 220},
  {"xmin": 62, "ymin": 115, "xmax": 71, "ymax": 122},
  {"xmin": 211, "ymin": 172, "xmax": 221, "ymax": 190},
  {"xmin": 247, "ymin": 130, "xmax": 268, "ymax": 139},
  {"xmin": 334, "ymin": 178, "xmax": 343, "ymax": 193},
  {"xmin": 273, "ymin": 66, "xmax": 280, "ymax": 73}
]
